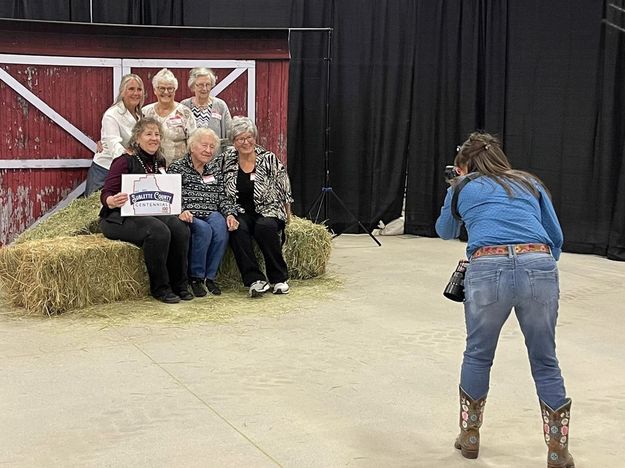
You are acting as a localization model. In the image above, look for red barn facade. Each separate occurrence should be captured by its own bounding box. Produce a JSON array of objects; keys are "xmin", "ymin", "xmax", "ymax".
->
[{"xmin": 0, "ymin": 19, "xmax": 289, "ymax": 245}]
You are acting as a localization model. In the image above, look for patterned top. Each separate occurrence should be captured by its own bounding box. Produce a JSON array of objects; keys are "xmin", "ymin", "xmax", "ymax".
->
[
  {"xmin": 221, "ymin": 145, "xmax": 294, "ymax": 222},
  {"xmin": 180, "ymin": 96, "xmax": 232, "ymax": 139},
  {"xmin": 167, "ymin": 153, "xmax": 235, "ymax": 218},
  {"xmin": 142, "ymin": 102, "xmax": 196, "ymax": 166}
]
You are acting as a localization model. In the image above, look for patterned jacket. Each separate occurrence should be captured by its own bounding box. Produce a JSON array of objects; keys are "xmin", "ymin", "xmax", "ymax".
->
[
  {"xmin": 167, "ymin": 153, "xmax": 236, "ymax": 218},
  {"xmin": 221, "ymin": 145, "xmax": 294, "ymax": 222}
]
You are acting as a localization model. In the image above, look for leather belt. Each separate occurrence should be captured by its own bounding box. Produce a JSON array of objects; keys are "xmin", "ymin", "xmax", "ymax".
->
[{"xmin": 471, "ymin": 243, "xmax": 551, "ymax": 259}]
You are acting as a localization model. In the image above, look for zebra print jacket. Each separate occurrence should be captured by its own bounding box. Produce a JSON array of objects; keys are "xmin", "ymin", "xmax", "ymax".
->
[{"xmin": 220, "ymin": 145, "xmax": 294, "ymax": 222}]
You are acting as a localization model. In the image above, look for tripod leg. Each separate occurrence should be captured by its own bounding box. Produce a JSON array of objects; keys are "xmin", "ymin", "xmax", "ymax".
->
[
  {"xmin": 306, "ymin": 190, "xmax": 326, "ymax": 224},
  {"xmin": 328, "ymin": 189, "xmax": 381, "ymax": 247}
]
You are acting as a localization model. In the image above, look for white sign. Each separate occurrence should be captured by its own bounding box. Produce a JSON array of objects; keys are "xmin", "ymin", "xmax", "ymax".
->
[{"xmin": 121, "ymin": 174, "xmax": 182, "ymax": 217}]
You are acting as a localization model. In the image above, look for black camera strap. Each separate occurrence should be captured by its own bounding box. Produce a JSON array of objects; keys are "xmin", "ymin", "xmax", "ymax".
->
[{"xmin": 451, "ymin": 173, "xmax": 480, "ymax": 221}]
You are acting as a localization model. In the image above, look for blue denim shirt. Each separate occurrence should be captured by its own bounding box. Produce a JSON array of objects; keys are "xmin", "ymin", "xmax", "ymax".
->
[{"xmin": 435, "ymin": 175, "xmax": 563, "ymax": 260}]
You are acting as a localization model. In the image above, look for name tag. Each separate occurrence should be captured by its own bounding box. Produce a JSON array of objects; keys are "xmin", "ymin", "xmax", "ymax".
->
[
  {"xmin": 202, "ymin": 175, "xmax": 216, "ymax": 184},
  {"xmin": 168, "ymin": 117, "xmax": 183, "ymax": 127},
  {"xmin": 211, "ymin": 112, "xmax": 222, "ymax": 120},
  {"xmin": 250, "ymin": 173, "xmax": 256, "ymax": 181}
]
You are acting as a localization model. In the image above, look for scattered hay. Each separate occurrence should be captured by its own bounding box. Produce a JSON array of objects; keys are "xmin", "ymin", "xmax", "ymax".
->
[
  {"xmin": 14, "ymin": 192, "xmax": 102, "ymax": 244},
  {"xmin": 0, "ymin": 235, "xmax": 148, "ymax": 316},
  {"xmin": 0, "ymin": 274, "xmax": 343, "ymax": 325}
]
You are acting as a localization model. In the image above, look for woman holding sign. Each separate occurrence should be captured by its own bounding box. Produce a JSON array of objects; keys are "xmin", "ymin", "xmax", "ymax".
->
[{"xmin": 99, "ymin": 117, "xmax": 193, "ymax": 304}]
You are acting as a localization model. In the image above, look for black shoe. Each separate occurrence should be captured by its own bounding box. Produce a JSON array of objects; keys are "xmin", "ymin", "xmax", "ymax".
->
[
  {"xmin": 176, "ymin": 288, "xmax": 194, "ymax": 301},
  {"xmin": 205, "ymin": 279, "xmax": 222, "ymax": 296},
  {"xmin": 155, "ymin": 292, "xmax": 181, "ymax": 304},
  {"xmin": 190, "ymin": 279, "xmax": 208, "ymax": 297}
]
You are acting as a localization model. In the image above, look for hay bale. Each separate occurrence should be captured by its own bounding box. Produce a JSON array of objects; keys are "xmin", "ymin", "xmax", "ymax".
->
[
  {"xmin": 15, "ymin": 192, "xmax": 102, "ymax": 244},
  {"xmin": 215, "ymin": 216, "xmax": 332, "ymax": 287},
  {"xmin": 2, "ymin": 196, "xmax": 333, "ymax": 314},
  {"xmin": 283, "ymin": 217, "xmax": 332, "ymax": 279},
  {"xmin": 0, "ymin": 234, "xmax": 148, "ymax": 315}
]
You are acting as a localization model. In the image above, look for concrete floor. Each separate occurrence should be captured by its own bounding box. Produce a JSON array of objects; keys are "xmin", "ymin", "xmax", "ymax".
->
[{"xmin": 1, "ymin": 234, "xmax": 624, "ymax": 467}]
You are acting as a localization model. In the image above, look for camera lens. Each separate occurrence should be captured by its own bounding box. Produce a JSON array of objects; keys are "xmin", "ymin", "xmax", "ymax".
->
[{"xmin": 443, "ymin": 260, "xmax": 468, "ymax": 302}]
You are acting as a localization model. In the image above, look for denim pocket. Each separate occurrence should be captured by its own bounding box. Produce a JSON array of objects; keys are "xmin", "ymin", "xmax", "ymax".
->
[
  {"xmin": 527, "ymin": 267, "xmax": 560, "ymax": 304},
  {"xmin": 466, "ymin": 269, "xmax": 501, "ymax": 306}
]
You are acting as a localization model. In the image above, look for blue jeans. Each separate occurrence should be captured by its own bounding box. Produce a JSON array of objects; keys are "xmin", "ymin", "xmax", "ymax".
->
[
  {"xmin": 84, "ymin": 162, "xmax": 108, "ymax": 197},
  {"xmin": 460, "ymin": 251, "xmax": 567, "ymax": 409},
  {"xmin": 188, "ymin": 212, "xmax": 228, "ymax": 281}
]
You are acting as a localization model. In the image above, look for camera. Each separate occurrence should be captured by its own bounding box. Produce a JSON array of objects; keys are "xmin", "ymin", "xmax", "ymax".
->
[
  {"xmin": 443, "ymin": 260, "xmax": 469, "ymax": 302},
  {"xmin": 444, "ymin": 165, "xmax": 460, "ymax": 181}
]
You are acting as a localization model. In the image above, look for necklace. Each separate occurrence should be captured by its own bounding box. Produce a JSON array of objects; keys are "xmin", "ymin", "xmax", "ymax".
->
[{"xmin": 134, "ymin": 153, "xmax": 157, "ymax": 174}]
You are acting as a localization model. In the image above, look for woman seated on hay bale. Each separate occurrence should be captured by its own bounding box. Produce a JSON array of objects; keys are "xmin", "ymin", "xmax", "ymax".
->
[
  {"xmin": 98, "ymin": 117, "xmax": 193, "ymax": 304},
  {"xmin": 167, "ymin": 128, "xmax": 238, "ymax": 297},
  {"xmin": 222, "ymin": 116, "xmax": 294, "ymax": 297}
]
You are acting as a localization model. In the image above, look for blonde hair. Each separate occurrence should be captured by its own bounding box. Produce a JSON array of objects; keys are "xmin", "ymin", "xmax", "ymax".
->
[{"xmin": 113, "ymin": 73, "xmax": 145, "ymax": 113}]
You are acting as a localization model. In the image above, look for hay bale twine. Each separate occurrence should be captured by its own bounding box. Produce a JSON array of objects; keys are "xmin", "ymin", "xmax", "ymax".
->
[{"xmin": 0, "ymin": 234, "xmax": 148, "ymax": 315}]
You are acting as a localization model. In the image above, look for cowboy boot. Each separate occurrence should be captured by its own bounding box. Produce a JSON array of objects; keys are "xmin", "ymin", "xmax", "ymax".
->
[
  {"xmin": 540, "ymin": 398, "xmax": 575, "ymax": 468},
  {"xmin": 454, "ymin": 386, "xmax": 486, "ymax": 459}
]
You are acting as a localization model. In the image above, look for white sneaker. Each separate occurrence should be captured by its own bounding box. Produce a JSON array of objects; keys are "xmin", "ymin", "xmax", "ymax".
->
[
  {"xmin": 273, "ymin": 282, "xmax": 290, "ymax": 295},
  {"xmin": 249, "ymin": 280, "xmax": 270, "ymax": 298}
]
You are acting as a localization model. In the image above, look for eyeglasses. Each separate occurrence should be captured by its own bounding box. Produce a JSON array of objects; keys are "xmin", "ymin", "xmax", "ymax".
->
[
  {"xmin": 234, "ymin": 135, "xmax": 255, "ymax": 144},
  {"xmin": 156, "ymin": 86, "xmax": 175, "ymax": 94},
  {"xmin": 195, "ymin": 83, "xmax": 211, "ymax": 89}
]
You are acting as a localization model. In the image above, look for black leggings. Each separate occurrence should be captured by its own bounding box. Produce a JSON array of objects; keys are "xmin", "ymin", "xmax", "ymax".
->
[
  {"xmin": 100, "ymin": 215, "xmax": 190, "ymax": 297},
  {"xmin": 229, "ymin": 213, "xmax": 288, "ymax": 286}
]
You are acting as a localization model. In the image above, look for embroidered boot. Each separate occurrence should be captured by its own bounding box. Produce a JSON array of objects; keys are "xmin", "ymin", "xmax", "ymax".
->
[
  {"xmin": 541, "ymin": 398, "xmax": 575, "ymax": 468},
  {"xmin": 454, "ymin": 386, "xmax": 486, "ymax": 459}
]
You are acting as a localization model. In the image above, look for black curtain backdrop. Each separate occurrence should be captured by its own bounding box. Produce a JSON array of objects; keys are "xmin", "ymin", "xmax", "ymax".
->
[{"xmin": 2, "ymin": 0, "xmax": 624, "ymax": 260}]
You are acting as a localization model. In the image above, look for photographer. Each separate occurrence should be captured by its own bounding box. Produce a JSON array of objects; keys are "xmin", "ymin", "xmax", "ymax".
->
[{"xmin": 435, "ymin": 132, "xmax": 573, "ymax": 468}]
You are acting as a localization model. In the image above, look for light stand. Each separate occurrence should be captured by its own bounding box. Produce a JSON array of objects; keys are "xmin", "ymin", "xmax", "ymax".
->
[{"xmin": 305, "ymin": 28, "xmax": 381, "ymax": 246}]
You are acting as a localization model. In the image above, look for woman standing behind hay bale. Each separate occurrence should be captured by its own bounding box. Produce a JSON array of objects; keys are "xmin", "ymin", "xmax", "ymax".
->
[
  {"xmin": 85, "ymin": 74, "xmax": 144, "ymax": 196},
  {"xmin": 222, "ymin": 116, "xmax": 294, "ymax": 298},
  {"xmin": 143, "ymin": 68, "xmax": 196, "ymax": 167},
  {"xmin": 167, "ymin": 128, "xmax": 239, "ymax": 297},
  {"xmin": 99, "ymin": 117, "xmax": 193, "ymax": 304},
  {"xmin": 180, "ymin": 67, "xmax": 232, "ymax": 141}
]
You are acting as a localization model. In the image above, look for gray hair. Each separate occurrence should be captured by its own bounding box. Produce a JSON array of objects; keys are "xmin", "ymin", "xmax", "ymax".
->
[
  {"xmin": 229, "ymin": 116, "xmax": 258, "ymax": 142},
  {"xmin": 151, "ymin": 68, "xmax": 178, "ymax": 90},
  {"xmin": 188, "ymin": 67, "xmax": 217, "ymax": 90},
  {"xmin": 113, "ymin": 73, "xmax": 145, "ymax": 112},
  {"xmin": 187, "ymin": 127, "xmax": 220, "ymax": 152}
]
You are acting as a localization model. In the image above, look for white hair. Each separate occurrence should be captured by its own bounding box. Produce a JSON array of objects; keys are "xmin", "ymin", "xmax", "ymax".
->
[
  {"xmin": 187, "ymin": 67, "xmax": 217, "ymax": 90},
  {"xmin": 152, "ymin": 68, "xmax": 178, "ymax": 90}
]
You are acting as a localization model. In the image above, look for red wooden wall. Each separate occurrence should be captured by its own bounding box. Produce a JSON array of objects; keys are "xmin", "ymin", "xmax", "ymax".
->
[{"xmin": 0, "ymin": 20, "xmax": 289, "ymax": 246}]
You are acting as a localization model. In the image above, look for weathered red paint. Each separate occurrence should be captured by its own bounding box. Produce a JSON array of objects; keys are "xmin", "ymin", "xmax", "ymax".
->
[{"xmin": 0, "ymin": 19, "xmax": 289, "ymax": 246}]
